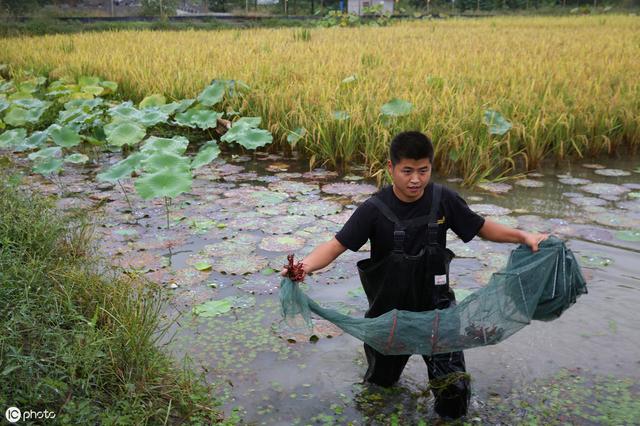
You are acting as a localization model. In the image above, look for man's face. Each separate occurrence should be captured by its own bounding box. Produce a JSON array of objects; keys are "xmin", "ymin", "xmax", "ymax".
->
[{"xmin": 387, "ymin": 157, "xmax": 432, "ymax": 202}]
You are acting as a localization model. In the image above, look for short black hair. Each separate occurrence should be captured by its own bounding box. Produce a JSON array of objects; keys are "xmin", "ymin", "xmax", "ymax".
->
[{"xmin": 389, "ymin": 131, "xmax": 434, "ymax": 166}]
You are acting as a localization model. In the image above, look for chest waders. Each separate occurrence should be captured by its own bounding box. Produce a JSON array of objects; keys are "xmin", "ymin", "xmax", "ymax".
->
[{"xmin": 356, "ymin": 183, "xmax": 470, "ymax": 419}]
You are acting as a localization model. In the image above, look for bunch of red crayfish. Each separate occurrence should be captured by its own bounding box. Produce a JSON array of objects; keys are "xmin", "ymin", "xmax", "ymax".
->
[{"xmin": 285, "ymin": 254, "xmax": 305, "ymax": 282}]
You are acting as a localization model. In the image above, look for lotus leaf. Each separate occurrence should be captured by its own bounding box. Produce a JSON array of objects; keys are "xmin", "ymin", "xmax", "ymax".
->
[
  {"xmin": 468, "ymin": 203, "xmax": 512, "ymax": 216},
  {"xmin": 4, "ymin": 105, "xmax": 45, "ymax": 127},
  {"xmin": 50, "ymin": 125, "xmax": 82, "ymax": 148},
  {"xmin": 515, "ymin": 179, "xmax": 545, "ymax": 188},
  {"xmin": 104, "ymin": 120, "xmax": 146, "ymax": 147},
  {"xmin": 21, "ymin": 131, "xmax": 48, "ymax": 150},
  {"xmin": 193, "ymin": 299, "xmax": 232, "ymax": 317},
  {"xmin": 559, "ymin": 177, "xmax": 591, "ymax": 186},
  {"xmin": 137, "ymin": 108, "xmax": 169, "ymax": 127},
  {"xmin": 0, "ymin": 98, "xmax": 9, "ymax": 113},
  {"xmin": 592, "ymin": 212, "xmax": 639, "ymax": 228},
  {"xmin": 81, "ymin": 85, "xmax": 104, "ymax": 96},
  {"xmin": 594, "ymin": 168, "xmax": 631, "ymax": 177},
  {"xmin": 0, "ymin": 128, "xmax": 26, "ymax": 149},
  {"xmin": 380, "ymin": 98, "xmax": 413, "ymax": 117},
  {"xmin": 332, "ymin": 111, "xmax": 350, "ymax": 121},
  {"xmin": 134, "ymin": 169, "xmax": 193, "ymax": 200},
  {"xmin": 321, "ymin": 182, "xmax": 377, "ymax": 197},
  {"xmin": 158, "ymin": 99, "xmax": 194, "ymax": 115},
  {"xmin": 108, "ymin": 101, "xmax": 141, "ymax": 121},
  {"xmin": 268, "ymin": 180, "xmax": 319, "ymax": 195},
  {"xmin": 28, "ymin": 146, "xmax": 61, "ymax": 162},
  {"xmin": 287, "ymin": 127, "xmax": 306, "ymax": 147},
  {"xmin": 581, "ymin": 183, "xmax": 629, "ymax": 196},
  {"xmin": 234, "ymin": 116, "xmax": 261, "ymax": 128},
  {"xmin": 483, "ymin": 110, "xmax": 512, "ymax": 135},
  {"xmin": 231, "ymin": 128, "xmax": 272, "ymax": 150},
  {"xmin": 191, "ymin": 141, "xmax": 221, "ymax": 169},
  {"xmin": 141, "ymin": 136, "xmax": 189, "ymax": 155},
  {"xmin": 11, "ymin": 98, "xmax": 47, "ymax": 112},
  {"xmin": 213, "ymin": 254, "xmax": 268, "ymax": 275},
  {"xmin": 174, "ymin": 108, "xmax": 222, "ymax": 129},
  {"xmin": 261, "ymin": 215, "xmax": 315, "ymax": 234},
  {"xmin": 288, "ymin": 200, "xmax": 343, "ymax": 217},
  {"xmin": 66, "ymin": 92, "xmax": 94, "ymax": 101},
  {"xmin": 197, "ymin": 81, "xmax": 225, "ymax": 106},
  {"xmin": 78, "ymin": 76, "xmax": 101, "ymax": 87},
  {"xmin": 99, "ymin": 80, "xmax": 118, "ymax": 94},
  {"xmin": 64, "ymin": 153, "xmax": 89, "ymax": 164},
  {"xmin": 139, "ymin": 94, "xmax": 166, "ymax": 109},
  {"xmin": 33, "ymin": 157, "xmax": 63, "ymax": 175},
  {"xmin": 141, "ymin": 151, "xmax": 191, "ymax": 173},
  {"xmin": 477, "ymin": 182, "xmax": 512, "ymax": 193},
  {"xmin": 580, "ymin": 253, "xmax": 613, "ymax": 268},
  {"xmin": 193, "ymin": 260, "xmax": 213, "ymax": 271},
  {"xmin": 259, "ymin": 235, "xmax": 306, "ymax": 252}
]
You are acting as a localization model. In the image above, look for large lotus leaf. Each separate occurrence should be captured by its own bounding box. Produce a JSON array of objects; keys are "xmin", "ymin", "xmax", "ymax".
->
[
  {"xmin": 581, "ymin": 183, "xmax": 629, "ymax": 196},
  {"xmin": 50, "ymin": 125, "xmax": 82, "ymax": 148},
  {"xmin": 33, "ymin": 157, "xmax": 63, "ymax": 175},
  {"xmin": 158, "ymin": 99, "xmax": 195, "ymax": 115},
  {"xmin": 58, "ymin": 108, "xmax": 87, "ymax": 125},
  {"xmin": 19, "ymin": 130, "xmax": 48, "ymax": 151},
  {"xmin": 81, "ymin": 85, "xmax": 104, "ymax": 96},
  {"xmin": 4, "ymin": 105, "xmax": 45, "ymax": 127},
  {"xmin": 0, "ymin": 128, "xmax": 27, "ymax": 149},
  {"xmin": 232, "ymin": 128, "xmax": 273, "ymax": 150},
  {"xmin": 197, "ymin": 81, "xmax": 225, "ymax": 107},
  {"xmin": 108, "ymin": 101, "xmax": 142, "ymax": 121},
  {"xmin": 66, "ymin": 92, "xmax": 94, "ymax": 101},
  {"xmin": 141, "ymin": 136, "xmax": 189, "ymax": 155},
  {"xmin": 99, "ymin": 80, "xmax": 118, "ymax": 94},
  {"xmin": 78, "ymin": 76, "xmax": 101, "ymax": 87},
  {"xmin": 594, "ymin": 168, "xmax": 631, "ymax": 177},
  {"xmin": 28, "ymin": 146, "xmax": 62, "ymax": 162},
  {"xmin": 63, "ymin": 97, "xmax": 103, "ymax": 111},
  {"xmin": 104, "ymin": 121, "xmax": 146, "ymax": 147},
  {"xmin": 380, "ymin": 98, "xmax": 413, "ymax": 117},
  {"xmin": 141, "ymin": 151, "xmax": 191, "ymax": 173},
  {"xmin": 139, "ymin": 94, "xmax": 166, "ymax": 109},
  {"xmin": 174, "ymin": 108, "xmax": 221, "ymax": 129},
  {"xmin": 134, "ymin": 169, "xmax": 193, "ymax": 200},
  {"xmin": 191, "ymin": 141, "xmax": 221, "ymax": 169},
  {"xmin": 321, "ymin": 182, "xmax": 377, "ymax": 197},
  {"xmin": 483, "ymin": 110, "xmax": 512, "ymax": 136},
  {"xmin": 137, "ymin": 108, "xmax": 169, "ymax": 127},
  {"xmin": 64, "ymin": 153, "xmax": 89, "ymax": 164},
  {"xmin": 96, "ymin": 152, "xmax": 145, "ymax": 182},
  {"xmin": 12, "ymin": 98, "xmax": 49, "ymax": 110},
  {"xmin": 234, "ymin": 116, "xmax": 261, "ymax": 128},
  {"xmin": 614, "ymin": 230, "xmax": 640, "ymax": 242},
  {"xmin": 259, "ymin": 235, "xmax": 306, "ymax": 252}
]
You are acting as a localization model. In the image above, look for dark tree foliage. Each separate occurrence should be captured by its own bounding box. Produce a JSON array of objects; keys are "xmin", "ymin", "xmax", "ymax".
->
[{"xmin": 0, "ymin": 0, "xmax": 52, "ymax": 15}]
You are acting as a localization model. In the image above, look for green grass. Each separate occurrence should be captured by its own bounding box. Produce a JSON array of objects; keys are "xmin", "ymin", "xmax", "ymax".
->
[{"xmin": 0, "ymin": 165, "xmax": 224, "ymax": 424}]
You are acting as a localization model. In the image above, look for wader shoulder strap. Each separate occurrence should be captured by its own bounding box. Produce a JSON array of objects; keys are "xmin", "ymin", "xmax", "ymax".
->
[
  {"xmin": 426, "ymin": 184, "xmax": 443, "ymax": 245},
  {"xmin": 368, "ymin": 197, "xmax": 406, "ymax": 253}
]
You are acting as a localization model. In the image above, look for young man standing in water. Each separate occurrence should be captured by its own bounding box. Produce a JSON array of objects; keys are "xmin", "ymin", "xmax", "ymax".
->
[{"xmin": 283, "ymin": 131, "xmax": 547, "ymax": 419}]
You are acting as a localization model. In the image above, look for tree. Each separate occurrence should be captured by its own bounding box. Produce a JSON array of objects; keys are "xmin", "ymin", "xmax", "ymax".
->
[
  {"xmin": 140, "ymin": 0, "xmax": 179, "ymax": 16},
  {"xmin": 0, "ymin": 0, "xmax": 52, "ymax": 15}
]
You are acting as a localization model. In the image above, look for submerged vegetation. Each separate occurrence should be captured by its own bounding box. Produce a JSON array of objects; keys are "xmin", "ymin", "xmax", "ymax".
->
[
  {"xmin": 0, "ymin": 174, "xmax": 221, "ymax": 423},
  {"xmin": 1, "ymin": 16, "xmax": 638, "ymax": 183}
]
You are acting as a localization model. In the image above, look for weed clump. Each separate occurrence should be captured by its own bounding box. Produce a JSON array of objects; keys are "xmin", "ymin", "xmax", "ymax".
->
[{"xmin": 0, "ymin": 176, "xmax": 222, "ymax": 423}]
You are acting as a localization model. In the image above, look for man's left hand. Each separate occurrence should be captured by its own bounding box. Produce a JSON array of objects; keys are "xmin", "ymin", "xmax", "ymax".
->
[{"xmin": 523, "ymin": 232, "xmax": 549, "ymax": 252}]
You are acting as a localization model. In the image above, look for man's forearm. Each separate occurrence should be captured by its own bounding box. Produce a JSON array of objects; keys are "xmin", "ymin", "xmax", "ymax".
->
[
  {"xmin": 301, "ymin": 237, "xmax": 347, "ymax": 273},
  {"xmin": 478, "ymin": 219, "xmax": 526, "ymax": 244}
]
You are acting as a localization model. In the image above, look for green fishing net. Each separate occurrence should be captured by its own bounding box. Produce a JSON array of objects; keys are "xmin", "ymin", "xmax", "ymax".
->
[{"xmin": 279, "ymin": 236, "xmax": 587, "ymax": 355}]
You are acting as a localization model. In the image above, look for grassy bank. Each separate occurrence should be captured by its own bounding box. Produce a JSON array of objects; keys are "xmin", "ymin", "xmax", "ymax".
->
[
  {"xmin": 1, "ymin": 16, "xmax": 639, "ymax": 182},
  {"xmin": 0, "ymin": 168, "xmax": 222, "ymax": 424}
]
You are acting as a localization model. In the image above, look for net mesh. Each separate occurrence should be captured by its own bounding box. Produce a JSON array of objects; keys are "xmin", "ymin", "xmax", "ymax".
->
[{"xmin": 279, "ymin": 236, "xmax": 587, "ymax": 355}]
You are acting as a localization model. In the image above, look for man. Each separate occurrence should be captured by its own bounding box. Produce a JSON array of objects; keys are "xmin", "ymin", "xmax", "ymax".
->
[{"xmin": 283, "ymin": 131, "xmax": 547, "ymax": 419}]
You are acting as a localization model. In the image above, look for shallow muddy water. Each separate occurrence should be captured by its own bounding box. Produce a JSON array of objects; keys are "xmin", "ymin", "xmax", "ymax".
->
[{"xmin": 14, "ymin": 153, "xmax": 640, "ymax": 424}]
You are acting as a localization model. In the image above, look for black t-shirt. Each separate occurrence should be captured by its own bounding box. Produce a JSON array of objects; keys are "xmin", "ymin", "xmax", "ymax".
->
[{"xmin": 335, "ymin": 183, "xmax": 485, "ymax": 262}]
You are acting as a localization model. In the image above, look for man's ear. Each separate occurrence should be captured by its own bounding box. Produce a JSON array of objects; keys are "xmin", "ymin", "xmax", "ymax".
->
[{"xmin": 387, "ymin": 159, "xmax": 393, "ymax": 174}]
